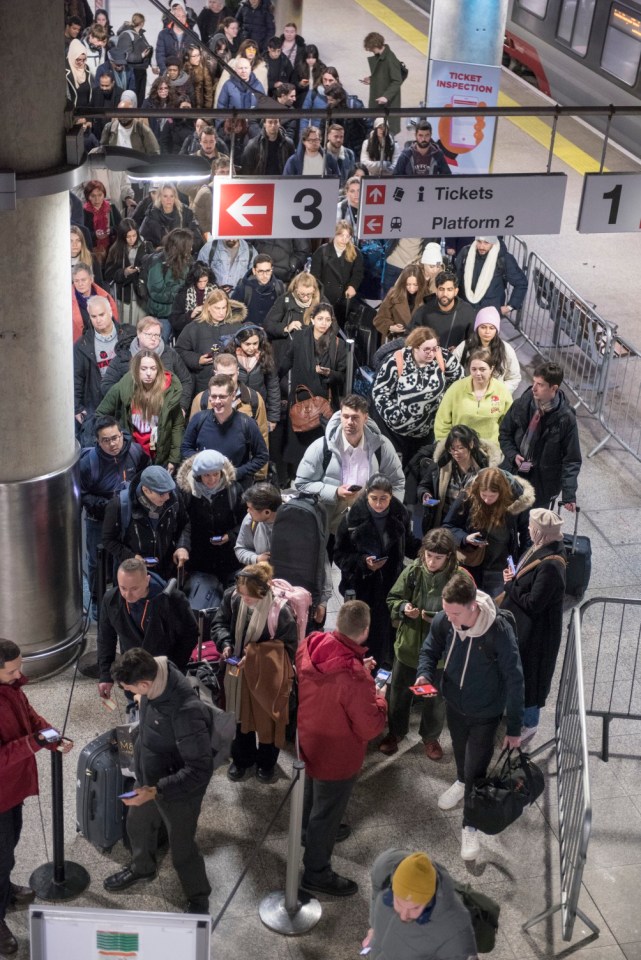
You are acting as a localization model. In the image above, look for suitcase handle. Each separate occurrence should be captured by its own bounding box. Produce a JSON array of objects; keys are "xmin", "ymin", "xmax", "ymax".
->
[{"xmin": 557, "ymin": 502, "xmax": 580, "ymax": 553}]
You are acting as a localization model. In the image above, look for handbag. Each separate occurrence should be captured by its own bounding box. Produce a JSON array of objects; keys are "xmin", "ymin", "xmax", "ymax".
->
[
  {"xmin": 289, "ymin": 384, "xmax": 333, "ymax": 433},
  {"xmin": 456, "ymin": 542, "xmax": 487, "ymax": 567},
  {"xmin": 464, "ymin": 748, "xmax": 544, "ymax": 835}
]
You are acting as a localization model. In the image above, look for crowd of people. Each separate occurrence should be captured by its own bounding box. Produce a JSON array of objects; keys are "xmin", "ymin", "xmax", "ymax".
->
[{"xmin": 0, "ymin": 4, "xmax": 589, "ymax": 957}]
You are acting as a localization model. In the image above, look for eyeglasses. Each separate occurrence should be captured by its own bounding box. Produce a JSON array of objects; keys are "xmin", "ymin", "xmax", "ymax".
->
[
  {"xmin": 306, "ymin": 137, "xmax": 321, "ymax": 143},
  {"xmin": 421, "ymin": 346, "xmax": 439, "ymax": 354},
  {"xmin": 255, "ymin": 268, "xmax": 272, "ymax": 275},
  {"xmin": 141, "ymin": 332, "xmax": 162, "ymax": 340},
  {"xmin": 99, "ymin": 434, "xmax": 122, "ymax": 445}
]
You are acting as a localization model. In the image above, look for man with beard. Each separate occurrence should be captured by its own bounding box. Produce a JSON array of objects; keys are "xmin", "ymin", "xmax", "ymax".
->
[
  {"xmin": 408, "ymin": 271, "xmax": 475, "ymax": 348},
  {"xmin": 394, "ymin": 120, "xmax": 451, "ymax": 177},
  {"xmin": 100, "ymin": 95, "xmax": 160, "ymax": 153}
]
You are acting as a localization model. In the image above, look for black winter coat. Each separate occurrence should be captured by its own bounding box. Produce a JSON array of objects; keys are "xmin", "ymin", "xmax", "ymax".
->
[
  {"xmin": 235, "ymin": 357, "xmax": 281, "ymax": 424},
  {"xmin": 237, "ymin": 0, "xmax": 275, "ymax": 51},
  {"xmin": 282, "ymin": 325, "xmax": 347, "ymax": 410},
  {"xmin": 176, "ymin": 456, "xmax": 245, "ymax": 580},
  {"xmin": 230, "ymin": 275, "xmax": 285, "ymax": 329},
  {"xmin": 310, "ymin": 243, "xmax": 364, "ymax": 307},
  {"xmin": 240, "ymin": 130, "xmax": 295, "ymax": 175},
  {"xmin": 103, "ymin": 240, "xmax": 153, "ymax": 305},
  {"xmin": 455, "ymin": 241, "xmax": 528, "ymax": 312},
  {"xmin": 501, "ymin": 542, "xmax": 566, "ymax": 708},
  {"xmin": 73, "ymin": 323, "xmax": 137, "ymax": 416},
  {"xmin": 102, "ymin": 470, "xmax": 191, "ymax": 580},
  {"xmin": 97, "ymin": 581, "xmax": 197, "ymax": 683},
  {"xmin": 140, "ymin": 204, "xmax": 201, "ymax": 251},
  {"xmin": 334, "ymin": 496, "xmax": 415, "ymax": 606},
  {"xmin": 136, "ymin": 662, "xmax": 213, "ymax": 801},
  {"xmin": 79, "ymin": 434, "xmax": 149, "ymax": 521},
  {"xmin": 499, "ymin": 387, "xmax": 582, "ymax": 507}
]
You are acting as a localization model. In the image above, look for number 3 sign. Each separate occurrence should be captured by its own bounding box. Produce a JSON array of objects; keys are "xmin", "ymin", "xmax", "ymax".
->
[{"xmin": 212, "ymin": 178, "xmax": 341, "ymax": 238}]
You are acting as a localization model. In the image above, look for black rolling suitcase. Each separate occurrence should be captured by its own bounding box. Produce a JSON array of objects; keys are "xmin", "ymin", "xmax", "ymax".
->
[
  {"xmin": 560, "ymin": 505, "xmax": 592, "ymax": 598},
  {"xmin": 76, "ymin": 730, "xmax": 127, "ymax": 852}
]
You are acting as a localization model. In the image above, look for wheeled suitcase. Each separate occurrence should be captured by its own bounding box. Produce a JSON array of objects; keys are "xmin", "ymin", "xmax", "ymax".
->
[
  {"xmin": 560, "ymin": 505, "xmax": 592, "ymax": 598},
  {"xmin": 76, "ymin": 730, "xmax": 126, "ymax": 852}
]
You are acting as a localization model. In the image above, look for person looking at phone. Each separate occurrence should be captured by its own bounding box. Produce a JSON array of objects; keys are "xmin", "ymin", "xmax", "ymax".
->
[
  {"xmin": 499, "ymin": 361, "xmax": 581, "ymax": 511},
  {"xmin": 381, "ymin": 529, "xmax": 459, "ymax": 760},
  {"xmin": 415, "ymin": 571, "xmax": 524, "ymax": 862},
  {"xmin": 297, "ymin": 601, "xmax": 387, "ymax": 897},
  {"xmin": 0, "ymin": 640, "xmax": 74, "ymax": 956},
  {"xmin": 443, "ymin": 466, "xmax": 533, "ymax": 598},
  {"xmin": 295, "ymin": 394, "xmax": 404, "ymax": 539},
  {"xmin": 104, "ymin": 648, "xmax": 213, "ymax": 912},
  {"xmin": 334, "ymin": 475, "xmax": 417, "ymax": 668},
  {"xmin": 96, "ymin": 557, "xmax": 197, "ymax": 702}
]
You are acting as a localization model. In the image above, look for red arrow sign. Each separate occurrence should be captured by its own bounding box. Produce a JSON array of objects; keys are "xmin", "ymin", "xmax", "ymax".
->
[
  {"xmin": 363, "ymin": 215, "xmax": 383, "ymax": 235},
  {"xmin": 218, "ymin": 181, "xmax": 274, "ymax": 236},
  {"xmin": 365, "ymin": 184, "xmax": 386, "ymax": 205}
]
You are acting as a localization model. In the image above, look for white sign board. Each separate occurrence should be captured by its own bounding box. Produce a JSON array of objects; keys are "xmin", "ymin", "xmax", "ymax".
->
[
  {"xmin": 578, "ymin": 172, "xmax": 641, "ymax": 233},
  {"xmin": 426, "ymin": 59, "xmax": 502, "ymax": 174},
  {"xmin": 212, "ymin": 177, "xmax": 340, "ymax": 238},
  {"xmin": 357, "ymin": 174, "xmax": 567, "ymax": 239},
  {"xmin": 30, "ymin": 906, "xmax": 210, "ymax": 960}
]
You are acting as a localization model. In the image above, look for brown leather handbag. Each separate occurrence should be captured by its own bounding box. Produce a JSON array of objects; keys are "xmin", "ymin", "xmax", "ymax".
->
[{"xmin": 289, "ymin": 384, "xmax": 333, "ymax": 433}]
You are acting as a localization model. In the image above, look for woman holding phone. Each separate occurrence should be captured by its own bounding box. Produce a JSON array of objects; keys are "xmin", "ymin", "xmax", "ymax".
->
[
  {"xmin": 381, "ymin": 529, "xmax": 459, "ymax": 759},
  {"xmin": 334, "ymin": 474, "xmax": 416, "ymax": 668},
  {"xmin": 211, "ymin": 562, "xmax": 297, "ymax": 783},
  {"xmin": 443, "ymin": 466, "xmax": 534, "ymax": 597}
]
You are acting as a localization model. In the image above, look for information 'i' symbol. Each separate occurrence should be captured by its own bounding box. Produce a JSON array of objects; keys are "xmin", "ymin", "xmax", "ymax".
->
[{"xmin": 418, "ymin": 187, "xmax": 425, "ymax": 202}]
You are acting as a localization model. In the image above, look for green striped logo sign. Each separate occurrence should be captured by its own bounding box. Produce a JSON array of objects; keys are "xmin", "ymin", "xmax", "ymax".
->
[{"xmin": 96, "ymin": 931, "xmax": 139, "ymax": 956}]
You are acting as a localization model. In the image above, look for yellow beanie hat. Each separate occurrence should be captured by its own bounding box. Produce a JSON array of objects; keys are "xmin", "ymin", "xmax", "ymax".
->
[{"xmin": 391, "ymin": 853, "xmax": 437, "ymax": 903}]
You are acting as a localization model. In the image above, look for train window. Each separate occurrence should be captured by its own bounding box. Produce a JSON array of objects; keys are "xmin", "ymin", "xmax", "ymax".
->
[
  {"xmin": 556, "ymin": 0, "xmax": 596, "ymax": 56},
  {"xmin": 601, "ymin": 4, "xmax": 641, "ymax": 86},
  {"xmin": 518, "ymin": 0, "xmax": 548, "ymax": 15}
]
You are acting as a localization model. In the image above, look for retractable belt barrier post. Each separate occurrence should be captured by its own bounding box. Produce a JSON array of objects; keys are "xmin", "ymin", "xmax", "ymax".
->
[
  {"xmin": 523, "ymin": 608, "xmax": 598, "ymax": 942},
  {"xmin": 259, "ymin": 759, "xmax": 321, "ymax": 935}
]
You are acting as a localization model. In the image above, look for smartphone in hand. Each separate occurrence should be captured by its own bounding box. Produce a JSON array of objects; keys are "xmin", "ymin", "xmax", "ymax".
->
[{"xmin": 409, "ymin": 683, "xmax": 438, "ymax": 697}]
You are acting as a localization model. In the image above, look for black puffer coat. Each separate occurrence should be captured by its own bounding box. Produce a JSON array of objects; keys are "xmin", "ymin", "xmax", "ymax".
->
[{"xmin": 136, "ymin": 661, "xmax": 213, "ymax": 801}]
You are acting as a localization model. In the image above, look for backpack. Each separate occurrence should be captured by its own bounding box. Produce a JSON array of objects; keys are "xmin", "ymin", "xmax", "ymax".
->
[
  {"xmin": 80, "ymin": 444, "xmax": 146, "ymax": 490},
  {"xmin": 400, "ymin": 62, "xmax": 409, "ymax": 83},
  {"xmin": 135, "ymin": 250, "xmax": 163, "ymax": 302},
  {"xmin": 453, "ymin": 881, "xmax": 500, "ymax": 953},
  {"xmin": 188, "ymin": 674, "xmax": 236, "ymax": 770},
  {"xmin": 119, "ymin": 486, "xmax": 133, "ymax": 533},
  {"xmin": 267, "ymin": 578, "xmax": 313, "ymax": 647}
]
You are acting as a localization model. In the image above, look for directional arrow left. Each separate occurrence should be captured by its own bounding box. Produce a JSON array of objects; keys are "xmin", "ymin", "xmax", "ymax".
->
[{"xmin": 227, "ymin": 193, "xmax": 268, "ymax": 227}]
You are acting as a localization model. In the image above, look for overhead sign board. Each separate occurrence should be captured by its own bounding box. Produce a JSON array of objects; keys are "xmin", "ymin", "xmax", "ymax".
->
[
  {"xmin": 212, "ymin": 177, "xmax": 340, "ymax": 238},
  {"xmin": 357, "ymin": 174, "xmax": 567, "ymax": 238},
  {"xmin": 578, "ymin": 172, "xmax": 641, "ymax": 233}
]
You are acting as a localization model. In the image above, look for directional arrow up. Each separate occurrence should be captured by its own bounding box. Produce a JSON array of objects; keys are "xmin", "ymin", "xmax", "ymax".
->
[{"xmin": 227, "ymin": 192, "xmax": 269, "ymax": 227}]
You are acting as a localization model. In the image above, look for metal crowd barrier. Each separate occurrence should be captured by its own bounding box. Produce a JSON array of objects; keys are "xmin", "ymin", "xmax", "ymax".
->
[
  {"xmin": 513, "ymin": 251, "xmax": 615, "ymax": 416},
  {"xmin": 524, "ymin": 607, "xmax": 598, "ymax": 942},
  {"xmin": 578, "ymin": 597, "xmax": 641, "ymax": 761},
  {"xmin": 588, "ymin": 334, "xmax": 641, "ymax": 460}
]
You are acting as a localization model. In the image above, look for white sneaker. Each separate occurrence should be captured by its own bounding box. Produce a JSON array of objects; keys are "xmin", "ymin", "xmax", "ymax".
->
[
  {"xmin": 520, "ymin": 725, "xmax": 538, "ymax": 745},
  {"xmin": 461, "ymin": 827, "xmax": 480, "ymax": 861},
  {"xmin": 438, "ymin": 780, "xmax": 466, "ymax": 810}
]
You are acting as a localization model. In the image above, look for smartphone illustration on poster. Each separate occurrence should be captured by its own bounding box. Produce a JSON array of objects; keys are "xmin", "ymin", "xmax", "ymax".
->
[{"xmin": 450, "ymin": 96, "xmax": 479, "ymax": 150}]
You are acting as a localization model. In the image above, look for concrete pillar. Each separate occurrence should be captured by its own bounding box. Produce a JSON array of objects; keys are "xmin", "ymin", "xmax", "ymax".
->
[
  {"xmin": 274, "ymin": 0, "xmax": 304, "ymax": 36},
  {"xmin": 0, "ymin": 0, "xmax": 83, "ymax": 676}
]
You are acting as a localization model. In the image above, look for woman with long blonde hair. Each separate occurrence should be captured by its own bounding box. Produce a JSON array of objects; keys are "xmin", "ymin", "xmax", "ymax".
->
[
  {"xmin": 176, "ymin": 287, "xmax": 248, "ymax": 393},
  {"xmin": 444, "ymin": 465, "xmax": 534, "ymax": 597},
  {"xmin": 310, "ymin": 220, "xmax": 363, "ymax": 322},
  {"xmin": 70, "ymin": 224, "xmax": 104, "ymax": 284},
  {"xmin": 96, "ymin": 351, "xmax": 184, "ymax": 470}
]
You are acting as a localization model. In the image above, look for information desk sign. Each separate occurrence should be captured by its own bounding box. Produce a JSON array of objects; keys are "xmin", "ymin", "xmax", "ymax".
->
[
  {"xmin": 357, "ymin": 174, "xmax": 567, "ymax": 239},
  {"xmin": 212, "ymin": 177, "xmax": 340, "ymax": 238},
  {"xmin": 578, "ymin": 172, "xmax": 641, "ymax": 233}
]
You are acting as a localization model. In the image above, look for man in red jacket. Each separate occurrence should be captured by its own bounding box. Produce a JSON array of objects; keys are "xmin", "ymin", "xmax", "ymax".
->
[
  {"xmin": 296, "ymin": 601, "xmax": 387, "ymax": 897},
  {"xmin": 0, "ymin": 640, "xmax": 74, "ymax": 956}
]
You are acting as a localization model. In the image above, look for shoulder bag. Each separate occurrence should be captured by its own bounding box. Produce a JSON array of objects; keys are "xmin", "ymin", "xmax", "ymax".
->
[
  {"xmin": 289, "ymin": 384, "xmax": 333, "ymax": 433},
  {"xmin": 464, "ymin": 747, "xmax": 545, "ymax": 835}
]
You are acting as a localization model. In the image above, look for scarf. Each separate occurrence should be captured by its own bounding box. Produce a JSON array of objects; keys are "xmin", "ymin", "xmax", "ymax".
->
[
  {"xmin": 147, "ymin": 656, "xmax": 169, "ymax": 699},
  {"xmin": 519, "ymin": 393, "xmax": 561, "ymax": 460},
  {"xmin": 463, "ymin": 242, "xmax": 500, "ymax": 305},
  {"xmin": 67, "ymin": 39, "xmax": 88, "ymax": 86},
  {"xmin": 236, "ymin": 351, "xmax": 259, "ymax": 372},
  {"xmin": 193, "ymin": 476, "xmax": 225, "ymax": 501},
  {"xmin": 185, "ymin": 283, "xmax": 216, "ymax": 313},
  {"xmin": 233, "ymin": 590, "xmax": 272, "ymax": 654},
  {"xmin": 84, "ymin": 200, "xmax": 111, "ymax": 250}
]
